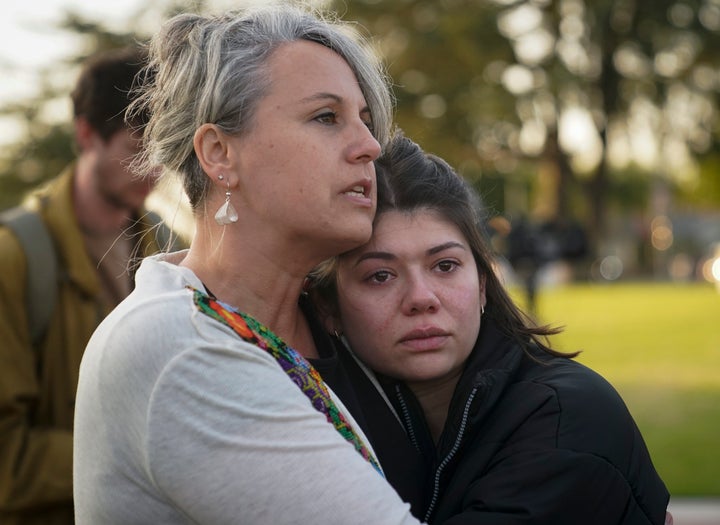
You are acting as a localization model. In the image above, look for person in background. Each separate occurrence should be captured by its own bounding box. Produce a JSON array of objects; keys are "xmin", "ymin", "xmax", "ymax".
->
[
  {"xmin": 73, "ymin": 6, "xmax": 423, "ymax": 524},
  {"xmin": 310, "ymin": 131, "xmax": 671, "ymax": 525},
  {"xmin": 0, "ymin": 46, "xmax": 176, "ymax": 525}
]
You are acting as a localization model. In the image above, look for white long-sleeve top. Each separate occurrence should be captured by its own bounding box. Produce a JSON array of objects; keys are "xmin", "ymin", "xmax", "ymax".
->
[{"xmin": 73, "ymin": 252, "xmax": 421, "ymax": 524}]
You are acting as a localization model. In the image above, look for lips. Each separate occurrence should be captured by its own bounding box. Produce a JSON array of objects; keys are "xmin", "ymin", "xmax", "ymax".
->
[
  {"xmin": 342, "ymin": 177, "xmax": 372, "ymax": 199},
  {"xmin": 343, "ymin": 185, "xmax": 367, "ymax": 197},
  {"xmin": 399, "ymin": 327, "xmax": 450, "ymax": 351}
]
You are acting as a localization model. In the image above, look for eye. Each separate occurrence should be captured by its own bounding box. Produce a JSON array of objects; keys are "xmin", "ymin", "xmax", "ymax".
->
[
  {"xmin": 314, "ymin": 111, "xmax": 338, "ymax": 125},
  {"xmin": 367, "ymin": 270, "xmax": 393, "ymax": 284},
  {"xmin": 435, "ymin": 260, "xmax": 459, "ymax": 273},
  {"xmin": 363, "ymin": 117, "xmax": 374, "ymax": 133},
  {"xmin": 360, "ymin": 107, "xmax": 374, "ymax": 132}
]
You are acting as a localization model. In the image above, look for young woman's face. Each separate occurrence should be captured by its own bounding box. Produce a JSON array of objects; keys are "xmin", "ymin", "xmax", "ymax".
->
[
  {"xmin": 229, "ymin": 39, "xmax": 382, "ymax": 256},
  {"xmin": 335, "ymin": 209, "xmax": 485, "ymax": 387}
]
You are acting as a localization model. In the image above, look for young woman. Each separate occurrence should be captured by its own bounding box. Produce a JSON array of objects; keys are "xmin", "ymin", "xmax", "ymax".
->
[
  {"xmin": 72, "ymin": 7, "xmax": 423, "ymax": 524},
  {"xmin": 311, "ymin": 132, "xmax": 671, "ymax": 525}
]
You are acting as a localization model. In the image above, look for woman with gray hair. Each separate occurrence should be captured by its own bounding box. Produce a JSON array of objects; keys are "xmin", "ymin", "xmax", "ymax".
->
[{"xmin": 73, "ymin": 5, "xmax": 421, "ymax": 524}]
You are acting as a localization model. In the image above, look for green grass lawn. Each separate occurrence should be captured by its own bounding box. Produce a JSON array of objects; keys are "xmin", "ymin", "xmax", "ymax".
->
[{"xmin": 516, "ymin": 282, "xmax": 720, "ymax": 496}]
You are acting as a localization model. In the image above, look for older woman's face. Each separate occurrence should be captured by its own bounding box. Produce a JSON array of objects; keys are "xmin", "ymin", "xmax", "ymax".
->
[
  {"xmin": 335, "ymin": 209, "xmax": 485, "ymax": 387},
  {"xmin": 229, "ymin": 39, "xmax": 381, "ymax": 257}
]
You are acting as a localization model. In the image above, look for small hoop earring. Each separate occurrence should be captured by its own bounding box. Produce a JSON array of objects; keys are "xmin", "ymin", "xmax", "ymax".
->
[{"xmin": 214, "ymin": 178, "xmax": 238, "ymax": 225}]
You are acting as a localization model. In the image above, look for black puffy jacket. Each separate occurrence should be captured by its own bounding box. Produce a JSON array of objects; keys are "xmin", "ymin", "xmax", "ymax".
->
[{"xmin": 383, "ymin": 319, "xmax": 670, "ymax": 525}]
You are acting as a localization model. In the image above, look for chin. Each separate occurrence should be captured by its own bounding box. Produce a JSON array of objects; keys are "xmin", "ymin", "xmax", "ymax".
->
[
  {"xmin": 401, "ymin": 361, "xmax": 457, "ymax": 384},
  {"xmin": 336, "ymin": 227, "xmax": 373, "ymax": 252},
  {"xmin": 374, "ymin": 364, "xmax": 439, "ymax": 384},
  {"xmin": 404, "ymin": 372, "xmax": 445, "ymax": 383}
]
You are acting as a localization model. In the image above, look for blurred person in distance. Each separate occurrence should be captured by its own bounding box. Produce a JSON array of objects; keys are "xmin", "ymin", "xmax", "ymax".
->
[{"xmin": 0, "ymin": 46, "xmax": 177, "ymax": 525}]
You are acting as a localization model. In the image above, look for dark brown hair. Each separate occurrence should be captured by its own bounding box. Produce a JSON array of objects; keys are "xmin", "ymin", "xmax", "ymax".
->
[
  {"xmin": 71, "ymin": 46, "xmax": 148, "ymax": 141},
  {"xmin": 310, "ymin": 131, "xmax": 576, "ymax": 358}
]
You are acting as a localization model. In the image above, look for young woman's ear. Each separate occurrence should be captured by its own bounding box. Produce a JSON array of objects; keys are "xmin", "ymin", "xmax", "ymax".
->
[
  {"xmin": 321, "ymin": 307, "xmax": 342, "ymax": 337},
  {"xmin": 479, "ymin": 273, "xmax": 488, "ymax": 312},
  {"xmin": 307, "ymin": 287, "xmax": 341, "ymax": 336}
]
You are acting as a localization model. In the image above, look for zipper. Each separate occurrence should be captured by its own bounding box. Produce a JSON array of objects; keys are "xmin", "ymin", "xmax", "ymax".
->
[
  {"xmin": 394, "ymin": 384, "xmax": 421, "ymax": 453},
  {"xmin": 424, "ymin": 387, "xmax": 479, "ymax": 523}
]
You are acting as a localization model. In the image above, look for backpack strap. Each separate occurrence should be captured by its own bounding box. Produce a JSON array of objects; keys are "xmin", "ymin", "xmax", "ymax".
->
[{"xmin": 0, "ymin": 207, "xmax": 58, "ymax": 347}]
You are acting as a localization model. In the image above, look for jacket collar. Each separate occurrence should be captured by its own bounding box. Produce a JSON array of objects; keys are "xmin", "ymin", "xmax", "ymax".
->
[
  {"xmin": 386, "ymin": 319, "xmax": 528, "ymax": 460},
  {"xmin": 436, "ymin": 319, "xmax": 526, "ymax": 455},
  {"xmin": 27, "ymin": 165, "xmax": 154, "ymax": 298}
]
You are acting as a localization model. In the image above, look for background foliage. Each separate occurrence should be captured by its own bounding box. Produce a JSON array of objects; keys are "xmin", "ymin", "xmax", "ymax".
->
[
  {"xmin": 333, "ymin": 0, "xmax": 720, "ymax": 234},
  {"xmin": 333, "ymin": 0, "xmax": 720, "ymax": 290}
]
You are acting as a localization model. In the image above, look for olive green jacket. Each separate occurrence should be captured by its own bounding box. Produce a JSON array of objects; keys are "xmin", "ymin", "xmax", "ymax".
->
[{"xmin": 0, "ymin": 167, "xmax": 173, "ymax": 524}]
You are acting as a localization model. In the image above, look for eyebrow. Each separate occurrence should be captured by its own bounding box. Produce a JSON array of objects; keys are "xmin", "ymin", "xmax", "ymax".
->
[
  {"xmin": 300, "ymin": 92, "xmax": 371, "ymax": 116},
  {"xmin": 354, "ymin": 251, "xmax": 395, "ymax": 267},
  {"xmin": 300, "ymin": 92, "xmax": 343, "ymax": 104},
  {"xmin": 427, "ymin": 241, "xmax": 467, "ymax": 255},
  {"xmin": 354, "ymin": 241, "xmax": 468, "ymax": 267}
]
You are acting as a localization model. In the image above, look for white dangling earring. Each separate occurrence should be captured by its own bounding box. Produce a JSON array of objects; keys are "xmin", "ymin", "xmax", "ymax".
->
[
  {"xmin": 481, "ymin": 304, "xmax": 485, "ymax": 316},
  {"xmin": 214, "ymin": 176, "xmax": 238, "ymax": 225}
]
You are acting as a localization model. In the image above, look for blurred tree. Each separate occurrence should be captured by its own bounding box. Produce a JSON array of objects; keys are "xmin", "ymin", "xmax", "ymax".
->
[{"xmin": 332, "ymin": 0, "xmax": 720, "ymax": 253}]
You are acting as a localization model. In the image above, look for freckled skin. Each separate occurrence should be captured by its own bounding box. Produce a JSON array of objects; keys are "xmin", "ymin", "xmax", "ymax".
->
[{"xmin": 336, "ymin": 209, "xmax": 485, "ymax": 386}]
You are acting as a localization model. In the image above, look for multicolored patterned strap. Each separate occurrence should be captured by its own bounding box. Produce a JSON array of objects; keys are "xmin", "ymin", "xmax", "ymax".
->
[{"xmin": 190, "ymin": 287, "xmax": 383, "ymax": 476}]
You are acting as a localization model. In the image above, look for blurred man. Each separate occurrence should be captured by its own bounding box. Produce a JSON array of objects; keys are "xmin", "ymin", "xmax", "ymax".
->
[{"xmin": 0, "ymin": 47, "xmax": 176, "ymax": 524}]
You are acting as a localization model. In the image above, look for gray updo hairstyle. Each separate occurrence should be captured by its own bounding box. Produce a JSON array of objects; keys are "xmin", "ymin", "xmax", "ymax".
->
[{"xmin": 129, "ymin": 4, "xmax": 393, "ymax": 210}]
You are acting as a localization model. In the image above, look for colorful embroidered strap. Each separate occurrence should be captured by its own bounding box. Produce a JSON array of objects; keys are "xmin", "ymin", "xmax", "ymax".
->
[{"xmin": 190, "ymin": 287, "xmax": 383, "ymax": 476}]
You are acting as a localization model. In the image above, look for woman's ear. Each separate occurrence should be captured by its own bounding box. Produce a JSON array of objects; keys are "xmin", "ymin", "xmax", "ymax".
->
[
  {"xmin": 307, "ymin": 287, "xmax": 341, "ymax": 335},
  {"xmin": 194, "ymin": 123, "xmax": 232, "ymax": 180},
  {"xmin": 323, "ymin": 315, "xmax": 341, "ymax": 336},
  {"xmin": 320, "ymin": 303, "xmax": 342, "ymax": 336},
  {"xmin": 479, "ymin": 272, "xmax": 488, "ymax": 309}
]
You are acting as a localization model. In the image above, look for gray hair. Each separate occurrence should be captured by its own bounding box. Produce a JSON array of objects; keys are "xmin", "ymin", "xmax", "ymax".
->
[{"xmin": 129, "ymin": 4, "xmax": 393, "ymax": 209}]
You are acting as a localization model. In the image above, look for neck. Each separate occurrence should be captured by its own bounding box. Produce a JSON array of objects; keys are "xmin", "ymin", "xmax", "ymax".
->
[
  {"xmin": 182, "ymin": 217, "xmax": 321, "ymax": 358},
  {"xmin": 407, "ymin": 366, "xmax": 463, "ymax": 444}
]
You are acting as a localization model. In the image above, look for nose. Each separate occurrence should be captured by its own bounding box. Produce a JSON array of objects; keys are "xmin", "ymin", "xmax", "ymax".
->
[
  {"xmin": 402, "ymin": 274, "xmax": 440, "ymax": 315},
  {"xmin": 348, "ymin": 119, "xmax": 382, "ymax": 163}
]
